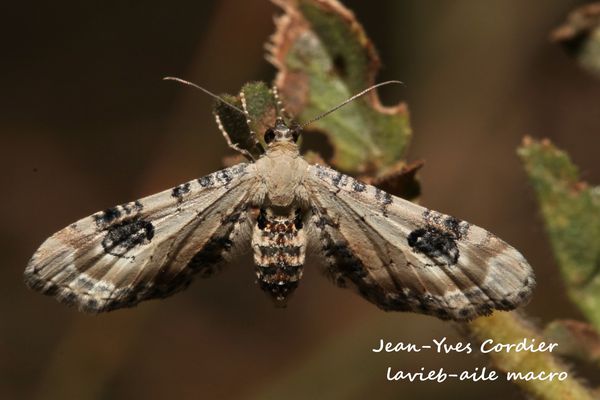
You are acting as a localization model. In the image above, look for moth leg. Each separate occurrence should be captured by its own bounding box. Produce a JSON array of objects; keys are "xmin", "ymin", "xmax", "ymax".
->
[{"xmin": 239, "ymin": 91, "xmax": 267, "ymax": 155}]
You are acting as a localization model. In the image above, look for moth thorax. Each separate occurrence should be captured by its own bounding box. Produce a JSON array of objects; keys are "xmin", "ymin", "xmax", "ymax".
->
[{"xmin": 252, "ymin": 207, "xmax": 306, "ymax": 307}]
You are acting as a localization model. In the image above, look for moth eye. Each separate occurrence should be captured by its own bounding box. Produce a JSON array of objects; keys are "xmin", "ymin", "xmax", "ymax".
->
[
  {"xmin": 291, "ymin": 129, "xmax": 300, "ymax": 143},
  {"xmin": 264, "ymin": 128, "xmax": 275, "ymax": 144}
]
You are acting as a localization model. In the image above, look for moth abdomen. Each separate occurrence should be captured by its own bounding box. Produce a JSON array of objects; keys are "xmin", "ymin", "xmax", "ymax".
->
[{"xmin": 252, "ymin": 207, "xmax": 306, "ymax": 305}]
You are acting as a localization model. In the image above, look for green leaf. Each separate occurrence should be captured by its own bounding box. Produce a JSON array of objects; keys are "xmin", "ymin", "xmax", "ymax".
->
[
  {"xmin": 518, "ymin": 137, "xmax": 600, "ymax": 330},
  {"xmin": 269, "ymin": 0, "xmax": 411, "ymax": 174}
]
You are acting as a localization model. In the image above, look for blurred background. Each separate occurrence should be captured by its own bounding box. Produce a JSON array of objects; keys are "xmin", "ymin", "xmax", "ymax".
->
[{"xmin": 2, "ymin": 1, "xmax": 599, "ymax": 399}]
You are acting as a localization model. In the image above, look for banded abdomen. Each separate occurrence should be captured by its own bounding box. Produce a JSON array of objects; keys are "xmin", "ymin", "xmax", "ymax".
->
[{"xmin": 252, "ymin": 207, "xmax": 306, "ymax": 306}]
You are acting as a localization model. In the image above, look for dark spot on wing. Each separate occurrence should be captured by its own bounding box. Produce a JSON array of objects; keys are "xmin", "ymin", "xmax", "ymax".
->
[
  {"xmin": 186, "ymin": 236, "xmax": 233, "ymax": 277},
  {"xmin": 443, "ymin": 216, "xmax": 469, "ymax": 238},
  {"xmin": 500, "ymin": 299, "xmax": 512, "ymax": 308},
  {"xmin": 352, "ymin": 180, "xmax": 366, "ymax": 192},
  {"xmin": 459, "ymin": 308, "xmax": 472, "ymax": 318},
  {"xmin": 382, "ymin": 192, "xmax": 392, "ymax": 205},
  {"xmin": 61, "ymin": 291, "xmax": 78, "ymax": 306},
  {"xmin": 185, "ymin": 204, "xmax": 248, "ymax": 278},
  {"xmin": 94, "ymin": 201, "xmax": 144, "ymax": 229},
  {"xmin": 94, "ymin": 207, "xmax": 121, "ymax": 226},
  {"xmin": 314, "ymin": 210, "xmax": 367, "ymax": 281},
  {"xmin": 382, "ymin": 289, "xmax": 418, "ymax": 313},
  {"xmin": 171, "ymin": 182, "xmax": 191, "ymax": 201},
  {"xmin": 198, "ymin": 175, "xmax": 214, "ymax": 187},
  {"xmin": 379, "ymin": 191, "xmax": 393, "ymax": 216},
  {"xmin": 332, "ymin": 171, "xmax": 343, "ymax": 187},
  {"xmin": 372, "ymin": 188, "xmax": 394, "ymax": 214},
  {"xmin": 216, "ymin": 170, "xmax": 233, "ymax": 186},
  {"xmin": 416, "ymin": 294, "xmax": 436, "ymax": 312},
  {"xmin": 84, "ymin": 298, "xmax": 99, "ymax": 311},
  {"xmin": 102, "ymin": 217, "xmax": 154, "ymax": 257},
  {"xmin": 322, "ymin": 242, "xmax": 367, "ymax": 280},
  {"xmin": 75, "ymin": 275, "xmax": 95, "ymax": 291},
  {"xmin": 422, "ymin": 211, "xmax": 470, "ymax": 240},
  {"xmin": 233, "ymin": 163, "xmax": 248, "ymax": 175},
  {"xmin": 121, "ymin": 201, "xmax": 142, "ymax": 215},
  {"xmin": 444, "ymin": 216, "xmax": 460, "ymax": 234},
  {"xmin": 314, "ymin": 164, "xmax": 327, "ymax": 179},
  {"xmin": 106, "ymin": 273, "xmax": 195, "ymax": 312},
  {"xmin": 407, "ymin": 226, "xmax": 459, "ymax": 266}
]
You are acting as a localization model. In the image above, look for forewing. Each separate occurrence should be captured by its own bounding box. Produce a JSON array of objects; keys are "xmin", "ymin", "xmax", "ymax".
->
[
  {"xmin": 25, "ymin": 163, "xmax": 256, "ymax": 313},
  {"xmin": 305, "ymin": 164, "xmax": 535, "ymax": 320}
]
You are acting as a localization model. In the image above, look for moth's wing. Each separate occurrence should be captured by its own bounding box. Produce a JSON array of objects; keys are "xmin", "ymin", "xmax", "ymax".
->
[
  {"xmin": 305, "ymin": 164, "xmax": 535, "ymax": 321},
  {"xmin": 25, "ymin": 163, "xmax": 257, "ymax": 313}
]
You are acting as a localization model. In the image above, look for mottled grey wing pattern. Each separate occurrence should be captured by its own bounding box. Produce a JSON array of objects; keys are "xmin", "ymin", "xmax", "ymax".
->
[
  {"xmin": 305, "ymin": 164, "xmax": 535, "ymax": 320},
  {"xmin": 25, "ymin": 163, "xmax": 256, "ymax": 313}
]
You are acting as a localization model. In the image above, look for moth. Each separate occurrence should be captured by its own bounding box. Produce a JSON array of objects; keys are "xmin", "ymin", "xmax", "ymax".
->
[{"xmin": 25, "ymin": 78, "xmax": 535, "ymax": 320}]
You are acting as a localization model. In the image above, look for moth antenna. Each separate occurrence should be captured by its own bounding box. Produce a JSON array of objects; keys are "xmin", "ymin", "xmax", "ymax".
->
[
  {"xmin": 163, "ymin": 76, "xmax": 245, "ymax": 115},
  {"xmin": 272, "ymin": 85, "xmax": 292, "ymax": 121},
  {"xmin": 300, "ymin": 80, "xmax": 403, "ymax": 130}
]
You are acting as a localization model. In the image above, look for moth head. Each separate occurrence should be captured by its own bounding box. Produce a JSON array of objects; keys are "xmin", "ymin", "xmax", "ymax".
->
[{"xmin": 264, "ymin": 118, "xmax": 300, "ymax": 146}]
